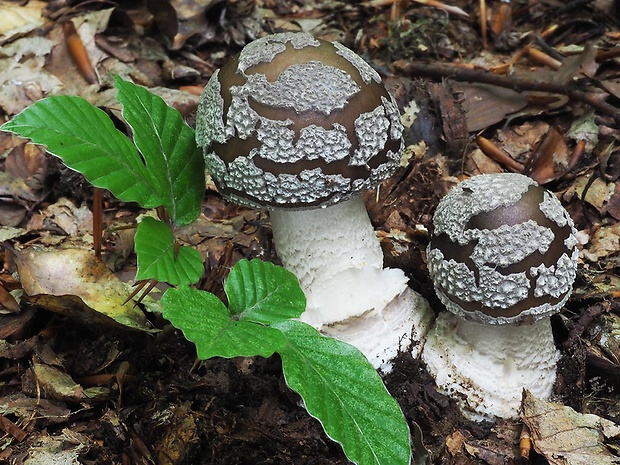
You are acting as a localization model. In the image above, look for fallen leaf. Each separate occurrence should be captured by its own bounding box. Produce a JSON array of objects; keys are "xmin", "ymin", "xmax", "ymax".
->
[
  {"xmin": 580, "ymin": 223, "xmax": 620, "ymax": 262},
  {"xmin": 32, "ymin": 362, "xmax": 87, "ymax": 403},
  {"xmin": 0, "ymin": 0, "xmax": 46, "ymax": 45},
  {"xmin": 4, "ymin": 142, "xmax": 48, "ymax": 191},
  {"xmin": 148, "ymin": 0, "xmax": 218, "ymax": 50},
  {"xmin": 154, "ymin": 402, "xmax": 199, "ymax": 465},
  {"xmin": 0, "ymin": 36, "xmax": 62, "ymax": 115},
  {"xmin": 452, "ymin": 82, "xmax": 528, "ymax": 132},
  {"xmin": 0, "ymin": 392, "xmax": 71, "ymax": 425},
  {"xmin": 572, "ymin": 269, "xmax": 620, "ymax": 300},
  {"xmin": 0, "ymin": 284, "xmax": 19, "ymax": 313},
  {"xmin": 567, "ymin": 112, "xmax": 599, "ymax": 153},
  {"xmin": 522, "ymin": 390, "xmax": 620, "ymax": 465},
  {"xmin": 44, "ymin": 197, "xmax": 93, "ymax": 237},
  {"xmin": 15, "ymin": 247, "xmax": 152, "ymax": 331},
  {"xmin": 605, "ymin": 183, "xmax": 620, "ymax": 220},
  {"xmin": 568, "ymin": 173, "xmax": 614, "ymax": 213},
  {"xmin": 0, "ymin": 202, "xmax": 26, "ymax": 227},
  {"xmin": 586, "ymin": 313, "xmax": 620, "ymax": 366},
  {"xmin": 0, "ymin": 226, "xmax": 26, "ymax": 242},
  {"xmin": 523, "ymin": 126, "xmax": 571, "ymax": 184},
  {"xmin": 22, "ymin": 434, "xmax": 88, "ymax": 465}
]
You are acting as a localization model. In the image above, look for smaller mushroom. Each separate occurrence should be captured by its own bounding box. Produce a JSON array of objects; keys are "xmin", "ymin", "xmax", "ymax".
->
[{"xmin": 422, "ymin": 173, "xmax": 579, "ymax": 421}]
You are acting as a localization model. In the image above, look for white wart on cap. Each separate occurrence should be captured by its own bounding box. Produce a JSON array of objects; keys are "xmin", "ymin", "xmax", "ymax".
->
[
  {"xmin": 196, "ymin": 32, "xmax": 404, "ymax": 210},
  {"xmin": 427, "ymin": 172, "xmax": 578, "ymax": 324}
]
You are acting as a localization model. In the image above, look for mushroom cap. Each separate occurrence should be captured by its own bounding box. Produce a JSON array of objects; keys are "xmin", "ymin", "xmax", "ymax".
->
[
  {"xmin": 427, "ymin": 173, "xmax": 579, "ymax": 324},
  {"xmin": 195, "ymin": 32, "xmax": 404, "ymax": 210}
]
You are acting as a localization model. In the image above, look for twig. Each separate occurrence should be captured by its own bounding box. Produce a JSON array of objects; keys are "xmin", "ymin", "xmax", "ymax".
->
[{"xmin": 394, "ymin": 61, "xmax": 620, "ymax": 126}]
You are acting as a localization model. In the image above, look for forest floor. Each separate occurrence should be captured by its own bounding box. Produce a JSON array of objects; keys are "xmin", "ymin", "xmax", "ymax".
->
[{"xmin": 0, "ymin": 0, "xmax": 619, "ymax": 464}]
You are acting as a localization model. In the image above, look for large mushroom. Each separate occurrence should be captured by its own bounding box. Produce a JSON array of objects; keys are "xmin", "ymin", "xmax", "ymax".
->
[
  {"xmin": 423, "ymin": 173, "xmax": 579, "ymax": 421},
  {"xmin": 196, "ymin": 32, "xmax": 433, "ymax": 370}
]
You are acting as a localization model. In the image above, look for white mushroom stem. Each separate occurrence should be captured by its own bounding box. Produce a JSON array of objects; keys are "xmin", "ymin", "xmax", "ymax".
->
[
  {"xmin": 422, "ymin": 313, "xmax": 560, "ymax": 421},
  {"xmin": 270, "ymin": 196, "xmax": 434, "ymax": 371}
]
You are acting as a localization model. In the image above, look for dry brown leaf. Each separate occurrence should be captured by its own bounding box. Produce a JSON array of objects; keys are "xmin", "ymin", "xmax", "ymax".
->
[
  {"xmin": 605, "ymin": 182, "xmax": 620, "ymax": 220},
  {"xmin": 0, "ymin": 202, "xmax": 26, "ymax": 228},
  {"xmin": 580, "ymin": 223, "xmax": 620, "ymax": 262},
  {"xmin": 586, "ymin": 313, "xmax": 620, "ymax": 366},
  {"xmin": 148, "ymin": 0, "xmax": 219, "ymax": 50},
  {"xmin": 452, "ymin": 82, "xmax": 528, "ymax": 132},
  {"xmin": 32, "ymin": 362, "xmax": 88, "ymax": 403},
  {"xmin": 522, "ymin": 390, "xmax": 620, "ymax": 465},
  {"xmin": 468, "ymin": 148, "xmax": 505, "ymax": 175},
  {"xmin": 15, "ymin": 247, "xmax": 152, "ymax": 331},
  {"xmin": 445, "ymin": 430, "xmax": 466, "ymax": 455},
  {"xmin": 4, "ymin": 143, "xmax": 48, "ymax": 190},
  {"xmin": 572, "ymin": 174, "xmax": 613, "ymax": 213},
  {"xmin": 0, "ymin": 284, "xmax": 19, "ymax": 313},
  {"xmin": 19, "ymin": 434, "xmax": 88, "ymax": 464},
  {"xmin": 0, "ymin": 36, "xmax": 62, "ymax": 115},
  {"xmin": 496, "ymin": 121, "xmax": 548, "ymax": 163},
  {"xmin": 0, "ymin": 0, "xmax": 46, "ymax": 45},
  {"xmin": 524, "ymin": 126, "xmax": 571, "ymax": 184},
  {"xmin": 0, "ymin": 392, "xmax": 71, "ymax": 425},
  {"xmin": 45, "ymin": 9, "xmax": 113, "ymax": 97},
  {"xmin": 43, "ymin": 198, "xmax": 93, "ymax": 237}
]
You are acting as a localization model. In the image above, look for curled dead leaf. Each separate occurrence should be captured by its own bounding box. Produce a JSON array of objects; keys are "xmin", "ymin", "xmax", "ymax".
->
[
  {"xmin": 521, "ymin": 390, "xmax": 620, "ymax": 465},
  {"xmin": 15, "ymin": 247, "xmax": 153, "ymax": 331}
]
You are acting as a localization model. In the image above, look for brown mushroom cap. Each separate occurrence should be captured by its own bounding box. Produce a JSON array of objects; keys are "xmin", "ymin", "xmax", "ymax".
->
[
  {"xmin": 427, "ymin": 173, "xmax": 579, "ymax": 324},
  {"xmin": 196, "ymin": 32, "xmax": 404, "ymax": 210}
]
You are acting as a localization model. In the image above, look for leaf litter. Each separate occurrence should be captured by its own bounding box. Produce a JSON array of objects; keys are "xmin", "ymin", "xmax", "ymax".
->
[{"xmin": 0, "ymin": 0, "xmax": 619, "ymax": 464}]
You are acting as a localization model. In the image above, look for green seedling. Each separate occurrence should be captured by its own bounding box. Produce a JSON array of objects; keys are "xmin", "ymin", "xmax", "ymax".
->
[
  {"xmin": 1, "ymin": 77, "xmax": 412, "ymax": 465},
  {"xmin": 2, "ymin": 76, "xmax": 205, "ymax": 285}
]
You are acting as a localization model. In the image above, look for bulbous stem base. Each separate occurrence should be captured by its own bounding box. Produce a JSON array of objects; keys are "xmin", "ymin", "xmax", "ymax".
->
[
  {"xmin": 422, "ymin": 313, "xmax": 559, "ymax": 421},
  {"xmin": 270, "ymin": 196, "xmax": 434, "ymax": 370}
]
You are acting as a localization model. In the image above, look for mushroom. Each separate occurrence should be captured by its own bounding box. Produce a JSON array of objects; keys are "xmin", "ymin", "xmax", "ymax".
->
[
  {"xmin": 196, "ymin": 32, "xmax": 433, "ymax": 370},
  {"xmin": 422, "ymin": 173, "xmax": 579, "ymax": 421}
]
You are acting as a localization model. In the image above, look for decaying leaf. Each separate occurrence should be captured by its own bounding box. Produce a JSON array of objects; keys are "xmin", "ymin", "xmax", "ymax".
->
[
  {"xmin": 22, "ymin": 434, "xmax": 89, "ymax": 465},
  {"xmin": 522, "ymin": 390, "xmax": 620, "ymax": 465},
  {"xmin": 523, "ymin": 126, "xmax": 571, "ymax": 184},
  {"xmin": 0, "ymin": 36, "xmax": 62, "ymax": 115},
  {"xmin": 0, "ymin": 392, "xmax": 71, "ymax": 425},
  {"xmin": 586, "ymin": 313, "xmax": 620, "ymax": 366},
  {"xmin": 580, "ymin": 223, "xmax": 620, "ymax": 262},
  {"xmin": 41, "ymin": 197, "xmax": 94, "ymax": 237},
  {"xmin": 573, "ymin": 269, "xmax": 620, "ymax": 301},
  {"xmin": 0, "ymin": 0, "xmax": 46, "ymax": 45},
  {"xmin": 15, "ymin": 247, "xmax": 152, "ymax": 331},
  {"xmin": 32, "ymin": 362, "xmax": 88, "ymax": 403},
  {"xmin": 568, "ymin": 113, "xmax": 599, "ymax": 153},
  {"xmin": 154, "ymin": 401, "xmax": 200, "ymax": 465},
  {"xmin": 0, "ymin": 283, "xmax": 19, "ymax": 313},
  {"xmin": 442, "ymin": 425, "xmax": 520, "ymax": 465},
  {"xmin": 148, "ymin": 0, "xmax": 220, "ymax": 50},
  {"xmin": 572, "ymin": 174, "xmax": 614, "ymax": 213},
  {"xmin": 452, "ymin": 82, "xmax": 528, "ymax": 132}
]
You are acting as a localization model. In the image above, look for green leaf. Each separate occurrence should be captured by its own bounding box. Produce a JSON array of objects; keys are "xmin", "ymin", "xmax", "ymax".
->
[
  {"xmin": 162, "ymin": 286, "xmax": 285, "ymax": 359},
  {"xmin": 225, "ymin": 259, "xmax": 306, "ymax": 324},
  {"xmin": 114, "ymin": 76, "xmax": 205, "ymax": 226},
  {"xmin": 0, "ymin": 78, "xmax": 205, "ymax": 225},
  {"xmin": 134, "ymin": 217, "xmax": 203, "ymax": 285},
  {"xmin": 274, "ymin": 320, "xmax": 412, "ymax": 465},
  {"xmin": 0, "ymin": 96, "xmax": 163, "ymax": 207}
]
